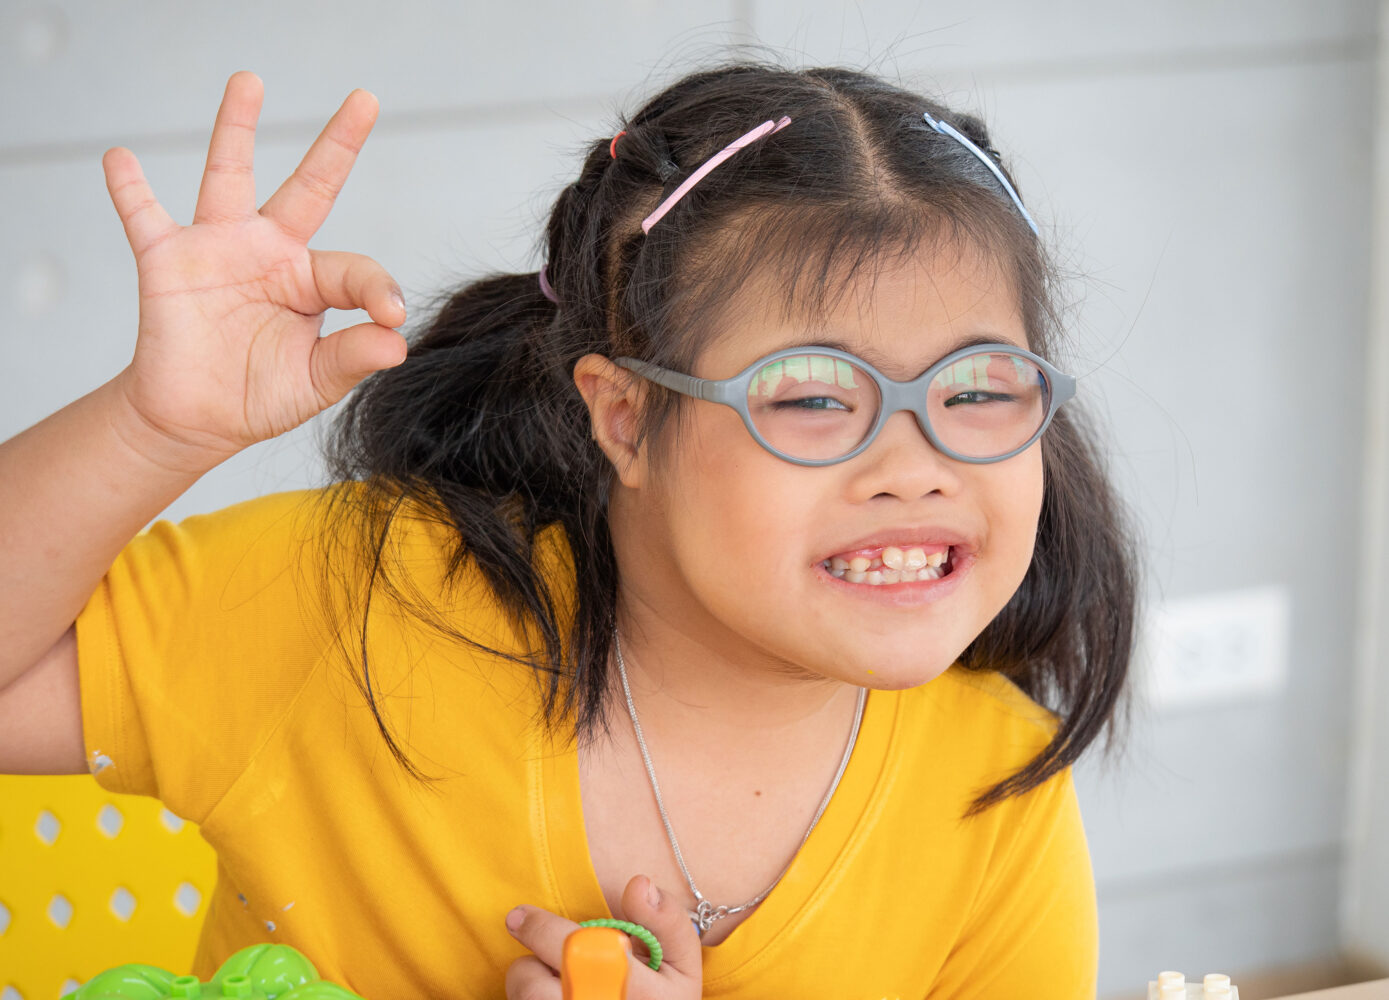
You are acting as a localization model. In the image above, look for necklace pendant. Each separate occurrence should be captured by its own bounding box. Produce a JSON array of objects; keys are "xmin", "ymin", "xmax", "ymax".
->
[{"xmin": 693, "ymin": 898, "xmax": 731, "ymax": 934}]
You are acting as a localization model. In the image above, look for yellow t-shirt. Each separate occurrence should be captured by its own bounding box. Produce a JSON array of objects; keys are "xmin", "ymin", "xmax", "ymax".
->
[{"xmin": 76, "ymin": 487, "xmax": 1098, "ymax": 999}]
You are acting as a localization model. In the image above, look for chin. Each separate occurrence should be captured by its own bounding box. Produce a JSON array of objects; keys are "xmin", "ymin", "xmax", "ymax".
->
[{"xmin": 802, "ymin": 636, "xmax": 969, "ymax": 690}]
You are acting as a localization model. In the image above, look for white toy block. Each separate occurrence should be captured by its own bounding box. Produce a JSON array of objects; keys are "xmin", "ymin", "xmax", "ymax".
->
[{"xmin": 1147, "ymin": 971, "xmax": 1238, "ymax": 999}]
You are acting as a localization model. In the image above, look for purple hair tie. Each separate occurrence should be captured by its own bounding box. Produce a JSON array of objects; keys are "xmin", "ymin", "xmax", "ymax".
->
[
  {"xmin": 538, "ymin": 263, "xmax": 559, "ymax": 303},
  {"xmin": 641, "ymin": 116, "xmax": 791, "ymax": 234}
]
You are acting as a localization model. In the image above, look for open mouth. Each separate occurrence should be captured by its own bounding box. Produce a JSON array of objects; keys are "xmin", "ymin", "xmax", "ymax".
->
[{"xmin": 820, "ymin": 545, "xmax": 956, "ymax": 587}]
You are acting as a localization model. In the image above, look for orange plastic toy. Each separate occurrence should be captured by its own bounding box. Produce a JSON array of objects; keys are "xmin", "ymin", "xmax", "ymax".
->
[{"xmin": 561, "ymin": 926, "xmax": 631, "ymax": 1000}]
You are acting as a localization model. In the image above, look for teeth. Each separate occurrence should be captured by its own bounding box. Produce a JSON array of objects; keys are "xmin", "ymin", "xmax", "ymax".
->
[
  {"xmin": 822, "ymin": 545, "xmax": 955, "ymax": 585},
  {"xmin": 822, "ymin": 560, "xmax": 949, "ymax": 586}
]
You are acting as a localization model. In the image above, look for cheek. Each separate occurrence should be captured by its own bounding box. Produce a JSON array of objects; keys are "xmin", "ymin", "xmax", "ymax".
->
[
  {"xmin": 990, "ymin": 450, "xmax": 1046, "ymax": 584},
  {"xmin": 661, "ymin": 414, "xmax": 821, "ymax": 586}
]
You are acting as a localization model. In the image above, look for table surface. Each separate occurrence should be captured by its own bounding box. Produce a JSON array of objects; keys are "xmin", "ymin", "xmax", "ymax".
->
[{"xmin": 1269, "ymin": 979, "xmax": 1389, "ymax": 999}]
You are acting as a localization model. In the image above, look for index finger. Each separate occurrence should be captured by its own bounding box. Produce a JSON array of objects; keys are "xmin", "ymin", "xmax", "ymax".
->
[
  {"xmin": 259, "ymin": 88, "xmax": 379, "ymax": 243},
  {"xmin": 506, "ymin": 905, "xmax": 583, "ymax": 973}
]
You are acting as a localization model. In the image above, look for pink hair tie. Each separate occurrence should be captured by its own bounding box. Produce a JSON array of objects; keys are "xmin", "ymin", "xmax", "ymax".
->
[
  {"xmin": 641, "ymin": 116, "xmax": 791, "ymax": 234},
  {"xmin": 538, "ymin": 264, "xmax": 559, "ymax": 303}
]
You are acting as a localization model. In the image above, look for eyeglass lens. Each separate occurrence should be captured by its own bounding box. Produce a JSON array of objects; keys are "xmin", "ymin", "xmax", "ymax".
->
[{"xmin": 745, "ymin": 351, "xmax": 1050, "ymax": 461}]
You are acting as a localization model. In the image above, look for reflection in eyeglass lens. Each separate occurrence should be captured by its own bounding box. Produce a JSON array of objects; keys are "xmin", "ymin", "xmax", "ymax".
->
[
  {"xmin": 931, "ymin": 353, "xmax": 1047, "ymax": 458},
  {"xmin": 747, "ymin": 353, "xmax": 878, "ymax": 460},
  {"xmin": 748, "ymin": 354, "xmax": 862, "ymax": 399}
]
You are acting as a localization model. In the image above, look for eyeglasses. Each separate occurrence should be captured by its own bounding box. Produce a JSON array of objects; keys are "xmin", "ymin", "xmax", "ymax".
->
[{"xmin": 612, "ymin": 343, "xmax": 1076, "ymax": 466}]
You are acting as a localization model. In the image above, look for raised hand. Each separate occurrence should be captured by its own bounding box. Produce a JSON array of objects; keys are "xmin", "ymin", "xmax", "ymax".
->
[{"xmin": 101, "ymin": 71, "xmax": 407, "ymax": 469}]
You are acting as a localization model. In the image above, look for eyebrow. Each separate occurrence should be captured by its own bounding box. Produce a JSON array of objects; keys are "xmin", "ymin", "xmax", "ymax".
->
[{"xmin": 767, "ymin": 334, "xmax": 1017, "ymax": 373}]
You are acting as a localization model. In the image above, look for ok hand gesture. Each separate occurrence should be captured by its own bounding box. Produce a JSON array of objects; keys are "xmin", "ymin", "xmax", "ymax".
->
[{"xmin": 102, "ymin": 71, "xmax": 407, "ymax": 469}]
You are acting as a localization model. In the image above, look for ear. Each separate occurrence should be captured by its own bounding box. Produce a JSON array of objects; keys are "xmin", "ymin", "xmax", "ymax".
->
[{"xmin": 573, "ymin": 353, "xmax": 649, "ymax": 489}]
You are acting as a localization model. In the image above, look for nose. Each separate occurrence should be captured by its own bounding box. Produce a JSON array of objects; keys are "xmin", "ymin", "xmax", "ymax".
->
[{"xmin": 842, "ymin": 409, "xmax": 964, "ymax": 502}]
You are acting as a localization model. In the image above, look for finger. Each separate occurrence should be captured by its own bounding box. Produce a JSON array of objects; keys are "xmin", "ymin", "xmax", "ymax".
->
[
  {"xmin": 192, "ymin": 71, "xmax": 264, "ymax": 224},
  {"xmin": 505, "ymin": 905, "xmax": 584, "ymax": 974},
  {"xmin": 308, "ymin": 321, "xmax": 408, "ymax": 408},
  {"xmin": 620, "ymin": 875, "xmax": 703, "ymax": 977},
  {"xmin": 310, "ymin": 250, "xmax": 407, "ymax": 329},
  {"xmin": 101, "ymin": 147, "xmax": 178, "ymax": 257},
  {"xmin": 260, "ymin": 88, "xmax": 379, "ymax": 243},
  {"xmin": 504, "ymin": 955, "xmax": 562, "ymax": 1000}
]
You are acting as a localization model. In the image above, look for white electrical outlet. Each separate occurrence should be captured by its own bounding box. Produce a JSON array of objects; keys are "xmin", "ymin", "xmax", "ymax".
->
[{"xmin": 1140, "ymin": 585, "xmax": 1291, "ymax": 710}]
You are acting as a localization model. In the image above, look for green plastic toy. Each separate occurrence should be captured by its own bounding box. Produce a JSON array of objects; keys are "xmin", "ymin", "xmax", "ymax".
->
[{"xmin": 61, "ymin": 944, "xmax": 363, "ymax": 999}]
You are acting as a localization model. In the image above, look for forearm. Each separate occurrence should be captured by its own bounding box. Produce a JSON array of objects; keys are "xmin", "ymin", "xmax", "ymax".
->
[{"xmin": 0, "ymin": 373, "xmax": 226, "ymax": 687}]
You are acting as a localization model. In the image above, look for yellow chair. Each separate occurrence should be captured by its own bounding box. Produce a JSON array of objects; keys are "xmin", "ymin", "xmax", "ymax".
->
[{"xmin": 0, "ymin": 774, "xmax": 216, "ymax": 1000}]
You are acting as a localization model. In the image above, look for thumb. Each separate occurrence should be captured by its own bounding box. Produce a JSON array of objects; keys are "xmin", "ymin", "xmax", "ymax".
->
[
  {"xmin": 620, "ymin": 875, "xmax": 703, "ymax": 976},
  {"xmin": 309, "ymin": 321, "xmax": 408, "ymax": 407}
]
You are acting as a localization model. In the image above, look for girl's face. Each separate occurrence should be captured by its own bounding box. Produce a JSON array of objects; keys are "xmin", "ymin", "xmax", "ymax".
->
[{"xmin": 608, "ymin": 245, "xmax": 1043, "ymax": 691}]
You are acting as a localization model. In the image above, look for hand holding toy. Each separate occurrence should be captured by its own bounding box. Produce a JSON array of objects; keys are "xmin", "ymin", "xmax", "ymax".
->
[{"xmin": 505, "ymin": 875, "xmax": 703, "ymax": 1000}]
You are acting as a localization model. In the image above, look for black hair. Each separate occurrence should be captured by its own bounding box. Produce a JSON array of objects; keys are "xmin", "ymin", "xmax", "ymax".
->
[{"xmin": 319, "ymin": 62, "xmax": 1138, "ymax": 817}]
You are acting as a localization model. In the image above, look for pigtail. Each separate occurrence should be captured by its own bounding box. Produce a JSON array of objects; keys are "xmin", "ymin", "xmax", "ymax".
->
[{"xmin": 322, "ymin": 270, "xmax": 619, "ymax": 758}]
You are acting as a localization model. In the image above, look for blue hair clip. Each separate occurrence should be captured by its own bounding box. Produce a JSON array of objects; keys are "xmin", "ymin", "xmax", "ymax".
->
[{"xmin": 922, "ymin": 112, "xmax": 1039, "ymax": 236}]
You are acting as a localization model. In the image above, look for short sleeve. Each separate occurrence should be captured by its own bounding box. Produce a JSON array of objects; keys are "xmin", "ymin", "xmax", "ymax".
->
[
  {"xmin": 929, "ymin": 767, "xmax": 1099, "ymax": 999},
  {"xmin": 76, "ymin": 489, "xmax": 340, "ymax": 824}
]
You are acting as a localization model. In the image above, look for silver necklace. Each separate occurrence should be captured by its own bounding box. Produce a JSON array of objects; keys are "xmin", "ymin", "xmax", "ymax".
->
[{"xmin": 613, "ymin": 631, "xmax": 867, "ymax": 938}]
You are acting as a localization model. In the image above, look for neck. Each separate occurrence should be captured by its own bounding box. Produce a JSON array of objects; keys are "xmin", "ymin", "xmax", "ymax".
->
[{"xmin": 610, "ymin": 583, "xmax": 864, "ymax": 750}]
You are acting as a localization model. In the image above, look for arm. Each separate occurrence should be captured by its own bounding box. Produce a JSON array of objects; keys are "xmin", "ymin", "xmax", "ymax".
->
[
  {"xmin": 0, "ymin": 378, "xmax": 221, "ymax": 693},
  {"xmin": 0, "ymin": 72, "xmax": 407, "ymax": 774},
  {"xmin": 0, "ymin": 382, "xmax": 221, "ymax": 774}
]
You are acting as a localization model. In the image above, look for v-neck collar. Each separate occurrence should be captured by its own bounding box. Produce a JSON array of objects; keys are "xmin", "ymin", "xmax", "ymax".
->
[{"xmin": 531, "ymin": 686, "xmax": 899, "ymax": 986}]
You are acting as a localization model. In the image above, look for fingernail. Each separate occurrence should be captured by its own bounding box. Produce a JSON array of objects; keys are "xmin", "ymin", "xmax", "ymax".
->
[
  {"xmin": 390, "ymin": 289, "xmax": 406, "ymax": 313},
  {"xmin": 505, "ymin": 906, "xmax": 525, "ymax": 932},
  {"xmin": 646, "ymin": 879, "xmax": 661, "ymax": 909}
]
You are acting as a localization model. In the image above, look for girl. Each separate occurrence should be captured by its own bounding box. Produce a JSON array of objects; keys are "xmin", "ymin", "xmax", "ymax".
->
[{"xmin": 0, "ymin": 63, "xmax": 1135, "ymax": 998}]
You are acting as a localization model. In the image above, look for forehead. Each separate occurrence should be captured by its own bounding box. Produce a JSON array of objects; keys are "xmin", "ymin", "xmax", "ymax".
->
[{"xmin": 699, "ymin": 241, "xmax": 1026, "ymax": 379}]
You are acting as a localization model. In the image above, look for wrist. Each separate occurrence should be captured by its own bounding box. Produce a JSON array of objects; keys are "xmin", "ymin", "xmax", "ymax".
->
[{"xmin": 101, "ymin": 372, "xmax": 237, "ymax": 478}]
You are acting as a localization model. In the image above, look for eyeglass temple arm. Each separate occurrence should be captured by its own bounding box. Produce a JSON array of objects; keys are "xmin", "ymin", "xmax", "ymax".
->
[{"xmin": 612, "ymin": 358, "xmax": 734, "ymax": 404}]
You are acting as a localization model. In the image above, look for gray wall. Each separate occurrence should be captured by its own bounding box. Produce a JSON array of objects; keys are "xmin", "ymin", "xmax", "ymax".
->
[
  {"xmin": 1, "ymin": 3, "xmax": 1379, "ymax": 996},
  {"xmin": 1345, "ymin": 1, "xmax": 1389, "ymax": 969}
]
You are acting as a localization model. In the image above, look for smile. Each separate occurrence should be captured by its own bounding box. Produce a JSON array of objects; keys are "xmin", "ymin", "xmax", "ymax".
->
[{"xmin": 820, "ymin": 545, "xmax": 955, "ymax": 586}]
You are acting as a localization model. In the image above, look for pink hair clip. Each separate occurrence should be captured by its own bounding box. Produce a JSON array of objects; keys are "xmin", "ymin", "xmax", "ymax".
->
[{"xmin": 641, "ymin": 116, "xmax": 791, "ymax": 234}]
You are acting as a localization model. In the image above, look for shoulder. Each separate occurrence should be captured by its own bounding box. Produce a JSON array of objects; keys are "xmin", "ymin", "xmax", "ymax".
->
[
  {"xmin": 140, "ymin": 487, "xmax": 327, "ymax": 545},
  {"xmin": 916, "ymin": 664, "xmax": 1060, "ymax": 744},
  {"xmin": 933, "ymin": 665, "xmax": 1060, "ymax": 737},
  {"xmin": 888, "ymin": 665, "xmax": 1061, "ymax": 803},
  {"xmin": 102, "ymin": 488, "xmax": 334, "ymax": 607}
]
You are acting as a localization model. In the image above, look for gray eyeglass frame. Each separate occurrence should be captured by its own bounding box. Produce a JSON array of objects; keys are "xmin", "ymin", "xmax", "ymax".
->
[{"xmin": 613, "ymin": 342, "xmax": 1077, "ymax": 467}]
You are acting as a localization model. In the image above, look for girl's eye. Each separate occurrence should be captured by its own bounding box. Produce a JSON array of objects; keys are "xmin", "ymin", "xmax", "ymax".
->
[
  {"xmin": 943, "ymin": 390, "xmax": 1016, "ymax": 407},
  {"xmin": 774, "ymin": 396, "xmax": 851, "ymax": 411}
]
